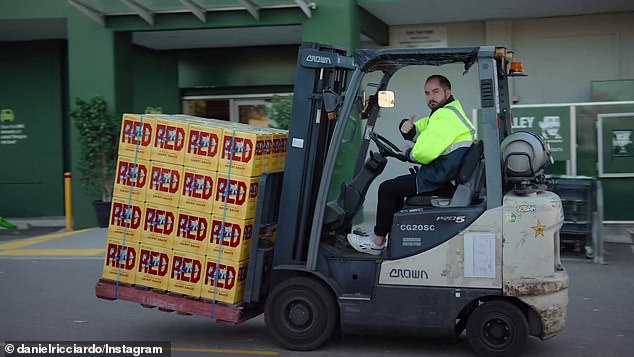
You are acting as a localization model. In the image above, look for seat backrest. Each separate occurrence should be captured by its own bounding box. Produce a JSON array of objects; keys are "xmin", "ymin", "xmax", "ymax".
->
[
  {"xmin": 456, "ymin": 140, "xmax": 484, "ymax": 184},
  {"xmin": 431, "ymin": 141, "xmax": 485, "ymax": 207}
]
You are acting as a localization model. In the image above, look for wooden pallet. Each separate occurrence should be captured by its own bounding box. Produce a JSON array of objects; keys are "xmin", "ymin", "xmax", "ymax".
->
[{"xmin": 95, "ymin": 279, "xmax": 262, "ymax": 324}]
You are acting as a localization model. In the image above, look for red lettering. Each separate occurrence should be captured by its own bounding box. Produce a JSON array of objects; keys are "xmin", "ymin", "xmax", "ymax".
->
[
  {"xmin": 182, "ymin": 172, "xmax": 213, "ymax": 200},
  {"xmin": 144, "ymin": 208, "xmax": 175, "ymax": 235},
  {"xmin": 111, "ymin": 202, "xmax": 142, "ymax": 229},
  {"xmin": 105, "ymin": 243, "xmax": 136, "ymax": 271},
  {"xmin": 188, "ymin": 130, "xmax": 219, "ymax": 158},
  {"xmin": 204, "ymin": 262, "xmax": 236, "ymax": 289},
  {"xmin": 176, "ymin": 214, "xmax": 207, "ymax": 241},
  {"xmin": 150, "ymin": 167, "xmax": 180, "ymax": 194},
  {"xmin": 222, "ymin": 136, "xmax": 253, "ymax": 163},
  {"xmin": 139, "ymin": 249, "xmax": 169, "ymax": 276},
  {"xmin": 171, "ymin": 255, "xmax": 202, "ymax": 283},
  {"xmin": 117, "ymin": 160, "xmax": 147, "ymax": 188},
  {"xmin": 272, "ymin": 138, "xmax": 281, "ymax": 154},
  {"xmin": 215, "ymin": 178, "xmax": 247, "ymax": 205},
  {"xmin": 121, "ymin": 119, "xmax": 152, "ymax": 147},
  {"xmin": 155, "ymin": 124, "xmax": 185, "ymax": 151},
  {"xmin": 211, "ymin": 220, "xmax": 241, "ymax": 247}
]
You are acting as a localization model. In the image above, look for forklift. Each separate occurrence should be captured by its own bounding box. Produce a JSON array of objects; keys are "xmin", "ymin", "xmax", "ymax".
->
[
  {"xmin": 96, "ymin": 42, "xmax": 569, "ymax": 357},
  {"xmin": 252, "ymin": 43, "xmax": 568, "ymax": 357}
]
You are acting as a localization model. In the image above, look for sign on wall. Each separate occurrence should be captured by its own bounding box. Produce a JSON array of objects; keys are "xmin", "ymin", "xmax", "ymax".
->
[
  {"xmin": 598, "ymin": 113, "xmax": 634, "ymax": 177},
  {"xmin": 390, "ymin": 26, "xmax": 447, "ymax": 48},
  {"xmin": 0, "ymin": 109, "xmax": 28, "ymax": 146},
  {"xmin": 476, "ymin": 106, "xmax": 571, "ymax": 161}
]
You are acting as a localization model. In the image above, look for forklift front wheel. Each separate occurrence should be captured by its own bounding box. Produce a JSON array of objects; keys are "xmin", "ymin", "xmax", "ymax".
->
[
  {"xmin": 466, "ymin": 300, "xmax": 529, "ymax": 357},
  {"xmin": 264, "ymin": 276, "xmax": 338, "ymax": 351}
]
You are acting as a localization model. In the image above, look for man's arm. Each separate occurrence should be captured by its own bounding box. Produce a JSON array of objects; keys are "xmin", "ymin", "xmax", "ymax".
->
[{"xmin": 399, "ymin": 114, "xmax": 416, "ymax": 141}]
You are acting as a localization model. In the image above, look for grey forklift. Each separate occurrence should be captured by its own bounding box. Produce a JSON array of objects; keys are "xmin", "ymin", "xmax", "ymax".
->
[{"xmin": 253, "ymin": 42, "xmax": 569, "ymax": 357}]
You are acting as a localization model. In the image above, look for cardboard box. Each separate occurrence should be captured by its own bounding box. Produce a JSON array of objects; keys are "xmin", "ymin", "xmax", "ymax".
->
[
  {"xmin": 173, "ymin": 209, "xmax": 212, "ymax": 256},
  {"xmin": 184, "ymin": 123, "xmax": 222, "ymax": 171},
  {"xmin": 207, "ymin": 215, "xmax": 254, "ymax": 263},
  {"xmin": 200, "ymin": 257, "xmax": 248, "ymax": 304},
  {"xmin": 180, "ymin": 167, "xmax": 216, "ymax": 214},
  {"xmin": 213, "ymin": 173, "xmax": 259, "ymax": 220},
  {"xmin": 113, "ymin": 156, "xmax": 150, "ymax": 202},
  {"xmin": 151, "ymin": 117, "xmax": 188, "ymax": 164},
  {"xmin": 278, "ymin": 133, "xmax": 288, "ymax": 170},
  {"xmin": 218, "ymin": 129, "xmax": 265, "ymax": 177},
  {"xmin": 135, "ymin": 245, "xmax": 173, "ymax": 290},
  {"xmin": 140, "ymin": 203, "xmax": 177, "ymax": 249},
  {"xmin": 101, "ymin": 238, "xmax": 140, "ymax": 284},
  {"xmin": 107, "ymin": 197, "xmax": 145, "ymax": 244},
  {"xmin": 168, "ymin": 250, "xmax": 204, "ymax": 297},
  {"xmin": 119, "ymin": 114, "xmax": 155, "ymax": 160},
  {"xmin": 147, "ymin": 161, "xmax": 183, "ymax": 208}
]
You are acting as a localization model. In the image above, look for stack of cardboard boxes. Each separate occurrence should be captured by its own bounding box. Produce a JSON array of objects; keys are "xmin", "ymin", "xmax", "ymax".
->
[{"xmin": 102, "ymin": 113, "xmax": 287, "ymax": 304}]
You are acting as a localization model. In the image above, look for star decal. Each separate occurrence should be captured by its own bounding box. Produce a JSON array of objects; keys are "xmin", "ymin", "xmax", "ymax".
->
[{"xmin": 532, "ymin": 220, "xmax": 545, "ymax": 238}]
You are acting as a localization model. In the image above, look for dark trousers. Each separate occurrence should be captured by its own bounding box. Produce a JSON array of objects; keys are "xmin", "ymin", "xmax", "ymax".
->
[{"xmin": 374, "ymin": 173, "xmax": 417, "ymax": 236}]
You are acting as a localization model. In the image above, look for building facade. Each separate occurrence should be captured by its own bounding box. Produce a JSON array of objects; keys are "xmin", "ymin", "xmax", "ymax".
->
[{"xmin": 1, "ymin": 0, "xmax": 633, "ymax": 227}]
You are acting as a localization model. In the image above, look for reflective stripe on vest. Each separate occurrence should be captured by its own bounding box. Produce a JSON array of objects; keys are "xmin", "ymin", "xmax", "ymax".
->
[
  {"xmin": 446, "ymin": 105, "xmax": 476, "ymax": 141},
  {"xmin": 441, "ymin": 140, "xmax": 472, "ymax": 156}
]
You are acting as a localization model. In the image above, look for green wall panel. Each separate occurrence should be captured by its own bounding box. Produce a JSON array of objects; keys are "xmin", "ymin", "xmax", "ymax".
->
[
  {"xmin": 178, "ymin": 46, "xmax": 298, "ymax": 88},
  {"xmin": 0, "ymin": 41, "xmax": 65, "ymax": 217},
  {"xmin": 0, "ymin": 0, "xmax": 68, "ymax": 19},
  {"xmin": 134, "ymin": 48, "xmax": 180, "ymax": 114},
  {"xmin": 301, "ymin": 0, "xmax": 360, "ymax": 53},
  {"xmin": 67, "ymin": 11, "xmax": 134, "ymax": 228}
]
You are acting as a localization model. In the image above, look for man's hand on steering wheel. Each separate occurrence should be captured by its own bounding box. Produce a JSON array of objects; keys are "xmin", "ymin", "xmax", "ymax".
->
[{"xmin": 368, "ymin": 131, "xmax": 412, "ymax": 163}]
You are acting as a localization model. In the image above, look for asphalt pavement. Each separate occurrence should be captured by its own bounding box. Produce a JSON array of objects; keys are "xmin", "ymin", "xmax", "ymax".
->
[{"xmin": 0, "ymin": 224, "xmax": 633, "ymax": 356}]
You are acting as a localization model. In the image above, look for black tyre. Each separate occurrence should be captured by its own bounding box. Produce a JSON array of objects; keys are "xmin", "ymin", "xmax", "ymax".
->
[
  {"xmin": 466, "ymin": 300, "xmax": 529, "ymax": 357},
  {"xmin": 264, "ymin": 276, "xmax": 338, "ymax": 351}
]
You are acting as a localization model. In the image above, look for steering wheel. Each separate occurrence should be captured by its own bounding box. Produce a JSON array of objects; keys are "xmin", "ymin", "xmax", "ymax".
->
[{"xmin": 368, "ymin": 131, "xmax": 410, "ymax": 162}]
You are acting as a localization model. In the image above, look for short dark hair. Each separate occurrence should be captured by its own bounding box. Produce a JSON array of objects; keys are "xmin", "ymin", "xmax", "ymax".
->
[{"xmin": 426, "ymin": 75, "xmax": 451, "ymax": 90}]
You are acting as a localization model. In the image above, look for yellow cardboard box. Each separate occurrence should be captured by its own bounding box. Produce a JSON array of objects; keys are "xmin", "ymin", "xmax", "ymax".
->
[
  {"xmin": 168, "ymin": 250, "xmax": 204, "ymax": 297},
  {"xmin": 184, "ymin": 123, "xmax": 222, "ymax": 171},
  {"xmin": 113, "ymin": 156, "xmax": 150, "ymax": 202},
  {"xmin": 135, "ymin": 245, "xmax": 173, "ymax": 290},
  {"xmin": 140, "ymin": 203, "xmax": 177, "ymax": 249},
  {"xmin": 173, "ymin": 208, "xmax": 212, "ymax": 256},
  {"xmin": 213, "ymin": 173, "xmax": 259, "ymax": 220},
  {"xmin": 218, "ymin": 128, "xmax": 265, "ymax": 177},
  {"xmin": 119, "ymin": 114, "xmax": 155, "ymax": 160},
  {"xmin": 152, "ymin": 117, "xmax": 188, "ymax": 164},
  {"xmin": 180, "ymin": 167, "xmax": 216, "ymax": 215},
  {"xmin": 207, "ymin": 215, "xmax": 254, "ymax": 263},
  {"xmin": 107, "ymin": 197, "xmax": 145, "ymax": 244},
  {"xmin": 101, "ymin": 238, "xmax": 140, "ymax": 284},
  {"xmin": 147, "ymin": 161, "xmax": 182, "ymax": 208},
  {"xmin": 200, "ymin": 257, "xmax": 248, "ymax": 304}
]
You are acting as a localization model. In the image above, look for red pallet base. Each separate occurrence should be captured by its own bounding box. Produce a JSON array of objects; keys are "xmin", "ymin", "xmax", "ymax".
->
[{"xmin": 95, "ymin": 279, "xmax": 262, "ymax": 324}]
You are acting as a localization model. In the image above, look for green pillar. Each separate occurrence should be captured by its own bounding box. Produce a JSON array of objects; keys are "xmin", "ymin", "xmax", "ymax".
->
[
  {"xmin": 67, "ymin": 10, "xmax": 133, "ymax": 228},
  {"xmin": 300, "ymin": 0, "xmax": 360, "ymax": 53},
  {"xmin": 300, "ymin": 1, "xmax": 362, "ymax": 201}
]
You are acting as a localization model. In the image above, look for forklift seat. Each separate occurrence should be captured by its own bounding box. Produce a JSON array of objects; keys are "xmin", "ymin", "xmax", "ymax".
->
[{"xmin": 404, "ymin": 140, "xmax": 484, "ymax": 208}]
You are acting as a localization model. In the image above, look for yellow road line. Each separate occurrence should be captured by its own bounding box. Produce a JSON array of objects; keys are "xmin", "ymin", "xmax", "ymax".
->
[
  {"xmin": 0, "ymin": 229, "xmax": 92, "ymax": 250},
  {"xmin": 171, "ymin": 347, "xmax": 279, "ymax": 355},
  {"xmin": 0, "ymin": 249, "xmax": 104, "ymax": 256}
]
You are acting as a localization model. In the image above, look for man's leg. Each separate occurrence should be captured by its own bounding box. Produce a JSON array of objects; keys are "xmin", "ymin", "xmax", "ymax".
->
[{"xmin": 374, "ymin": 173, "xmax": 418, "ymax": 243}]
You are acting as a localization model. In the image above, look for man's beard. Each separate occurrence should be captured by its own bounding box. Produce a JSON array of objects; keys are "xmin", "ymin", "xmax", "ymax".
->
[{"xmin": 428, "ymin": 97, "xmax": 448, "ymax": 110}]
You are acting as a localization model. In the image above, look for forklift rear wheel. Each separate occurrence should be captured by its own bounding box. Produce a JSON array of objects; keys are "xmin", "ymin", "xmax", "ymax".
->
[
  {"xmin": 264, "ymin": 276, "xmax": 338, "ymax": 351},
  {"xmin": 466, "ymin": 300, "xmax": 529, "ymax": 357}
]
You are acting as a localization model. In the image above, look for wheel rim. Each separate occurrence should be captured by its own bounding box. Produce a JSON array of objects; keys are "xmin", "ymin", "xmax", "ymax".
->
[
  {"xmin": 283, "ymin": 298, "xmax": 315, "ymax": 333},
  {"xmin": 480, "ymin": 313, "xmax": 515, "ymax": 350}
]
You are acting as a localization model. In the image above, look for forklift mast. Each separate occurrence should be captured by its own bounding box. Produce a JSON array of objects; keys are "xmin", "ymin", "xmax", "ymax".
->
[{"xmin": 273, "ymin": 43, "xmax": 355, "ymax": 267}]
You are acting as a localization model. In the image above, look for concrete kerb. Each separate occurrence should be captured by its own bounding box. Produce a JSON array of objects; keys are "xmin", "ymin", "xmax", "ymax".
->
[{"xmin": 2, "ymin": 216, "xmax": 66, "ymax": 230}]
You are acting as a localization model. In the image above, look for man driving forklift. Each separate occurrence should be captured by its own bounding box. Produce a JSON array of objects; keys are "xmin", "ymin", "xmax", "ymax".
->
[{"xmin": 347, "ymin": 74, "xmax": 476, "ymax": 255}]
